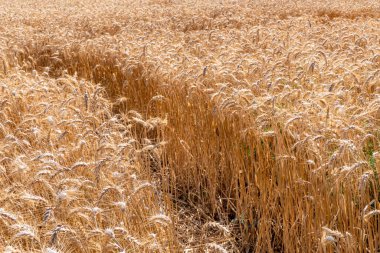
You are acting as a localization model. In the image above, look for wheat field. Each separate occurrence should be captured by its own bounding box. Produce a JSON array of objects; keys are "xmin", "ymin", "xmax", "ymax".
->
[{"xmin": 0, "ymin": 0, "xmax": 379, "ymax": 252}]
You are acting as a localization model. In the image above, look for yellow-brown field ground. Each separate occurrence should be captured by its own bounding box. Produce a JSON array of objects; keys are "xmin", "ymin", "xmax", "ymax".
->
[{"xmin": 0, "ymin": 0, "xmax": 379, "ymax": 252}]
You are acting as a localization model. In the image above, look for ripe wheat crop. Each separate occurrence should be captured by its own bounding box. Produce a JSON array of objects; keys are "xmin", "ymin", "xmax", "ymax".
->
[{"xmin": 0, "ymin": 0, "xmax": 379, "ymax": 252}]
